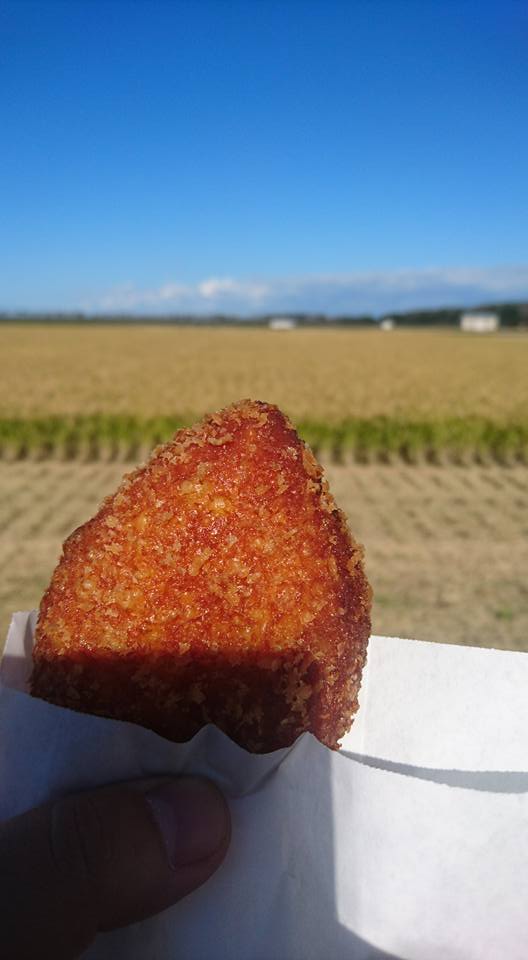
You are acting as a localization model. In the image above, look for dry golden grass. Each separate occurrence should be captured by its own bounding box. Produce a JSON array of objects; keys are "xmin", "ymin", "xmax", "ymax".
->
[{"xmin": 1, "ymin": 324, "xmax": 527, "ymax": 422}]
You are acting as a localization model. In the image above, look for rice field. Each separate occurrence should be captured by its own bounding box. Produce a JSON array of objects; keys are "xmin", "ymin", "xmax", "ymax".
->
[
  {"xmin": 1, "ymin": 413, "xmax": 527, "ymax": 464},
  {"xmin": 1, "ymin": 324, "xmax": 527, "ymax": 463},
  {"xmin": 1, "ymin": 324, "xmax": 527, "ymax": 422},
  {"xmin": 1, "ymin": 323, "xmax": 526, "ymax": 652}
]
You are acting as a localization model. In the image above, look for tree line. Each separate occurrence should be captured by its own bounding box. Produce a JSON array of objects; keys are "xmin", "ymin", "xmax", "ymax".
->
[{"xmin": 0, "ymin": 302, "xmax": 527, "ymax": 327}]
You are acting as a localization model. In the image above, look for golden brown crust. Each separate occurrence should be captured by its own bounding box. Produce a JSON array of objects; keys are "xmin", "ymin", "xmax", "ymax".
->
[{"xmin": 31, "ymin": 399, "xmax": 371, "ymax": 751}]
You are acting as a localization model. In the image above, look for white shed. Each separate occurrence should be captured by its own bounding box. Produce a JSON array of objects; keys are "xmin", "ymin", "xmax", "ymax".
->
[
  {"xmin": 460, "ymin": 311, "xmax": 499, "ymax": 333},
  {"xmin": 268, "ymin": 317, "xmax": 297, "ymax": 331}
]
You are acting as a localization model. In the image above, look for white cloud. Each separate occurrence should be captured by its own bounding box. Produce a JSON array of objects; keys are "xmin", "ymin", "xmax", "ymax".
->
[
  {"xmin": 197, "ymin": 277, "xmax": 270, "ymax": 302},
  {"xmin": 98, "ymin": 282, "xmax": 190, "ymax": 310},
  {"xmin": 93, "ymin": 265, "xmax": 528, "ymax": 315},
  {"xmin": 154, "ymin": 283, "xmax": 190, "ymax": 302}
]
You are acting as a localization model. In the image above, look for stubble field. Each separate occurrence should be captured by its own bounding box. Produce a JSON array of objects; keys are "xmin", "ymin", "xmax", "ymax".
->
[{"xmin": 1, "ymin": 459, "xmax": 527, "ymax": 652}]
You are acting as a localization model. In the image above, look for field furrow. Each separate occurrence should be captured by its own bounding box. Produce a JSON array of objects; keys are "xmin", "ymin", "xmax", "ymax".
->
[{"xmin": 2, "ymin": 461, "xmax": 527, "ymax": 652}]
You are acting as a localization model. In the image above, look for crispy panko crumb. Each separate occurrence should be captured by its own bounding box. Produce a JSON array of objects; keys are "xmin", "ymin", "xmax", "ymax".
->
[{"xmin": 31, "ymin": 399, "xmax": 372, "ymax": 752}]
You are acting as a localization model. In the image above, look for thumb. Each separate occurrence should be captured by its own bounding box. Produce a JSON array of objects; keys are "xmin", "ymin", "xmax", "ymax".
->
[{"xmin": 1, "ymin": 777, "xmax": 230, "ymax": 960}]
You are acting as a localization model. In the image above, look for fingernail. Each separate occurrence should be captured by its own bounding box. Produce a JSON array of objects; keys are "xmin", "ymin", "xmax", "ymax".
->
[{"xmin": 145, "ymin": 778, "xmax": 229, "ymax": 869}]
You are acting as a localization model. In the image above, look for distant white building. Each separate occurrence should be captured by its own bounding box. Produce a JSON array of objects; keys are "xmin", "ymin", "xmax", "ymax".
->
[
  {"xmin": 460, "ymin": 311, "xmax": 499, "ymax": 333},
  {"xmin": 268, "ymin": 317, "xmax": 297, "ymax": 331},
  {"xmin": 380, "ymin": 317, "xmax": 395, "ymax": 331}
]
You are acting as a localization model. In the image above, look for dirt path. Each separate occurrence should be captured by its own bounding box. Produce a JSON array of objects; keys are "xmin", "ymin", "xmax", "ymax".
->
[{"xmin": 1, "ymin": 461, "xmax": 527, "ymax": 651}]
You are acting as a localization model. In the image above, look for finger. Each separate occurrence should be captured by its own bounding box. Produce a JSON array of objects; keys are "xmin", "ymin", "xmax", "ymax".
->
[{"xmin": 0, "ymin": 776, "xmax": 230, "ymax": 960}]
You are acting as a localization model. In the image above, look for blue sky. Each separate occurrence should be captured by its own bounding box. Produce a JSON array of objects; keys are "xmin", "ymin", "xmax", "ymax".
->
[{"xmin": 1, "ymin": 0, "xmax": 527, "ymax": 314}]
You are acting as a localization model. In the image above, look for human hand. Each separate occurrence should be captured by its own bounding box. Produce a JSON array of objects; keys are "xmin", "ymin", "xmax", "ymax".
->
[{"xmin": 1, "ymin": 776, "xmax": 230, "ymax": 959}]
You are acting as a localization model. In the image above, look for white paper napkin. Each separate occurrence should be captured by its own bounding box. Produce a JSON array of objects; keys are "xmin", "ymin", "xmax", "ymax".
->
[{"xmin": 1, "ymin": 612, "xmax": 527, "ymax": 960}]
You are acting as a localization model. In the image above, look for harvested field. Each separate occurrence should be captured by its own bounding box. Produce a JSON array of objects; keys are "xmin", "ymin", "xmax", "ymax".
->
[{"xmin": 1, "ymin": 460, "xmax": 527, "ymax": 652}]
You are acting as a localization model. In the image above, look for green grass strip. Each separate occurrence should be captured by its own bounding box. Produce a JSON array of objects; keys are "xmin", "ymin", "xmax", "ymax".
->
[{"xmin": 0, "ymin": 414, "xmax": 527, "ymax": 464}]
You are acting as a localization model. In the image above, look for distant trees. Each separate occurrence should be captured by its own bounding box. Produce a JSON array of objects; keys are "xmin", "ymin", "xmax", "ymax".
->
[{"xmin": 0, "ymin": 303, "xmax": 526, "ymax": 327}]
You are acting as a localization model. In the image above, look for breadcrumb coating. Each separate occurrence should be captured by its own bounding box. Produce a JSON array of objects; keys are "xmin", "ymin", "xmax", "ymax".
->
[{"xmin": 31, "ymin": 399, "xmax": 372, "ymax": 751}]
